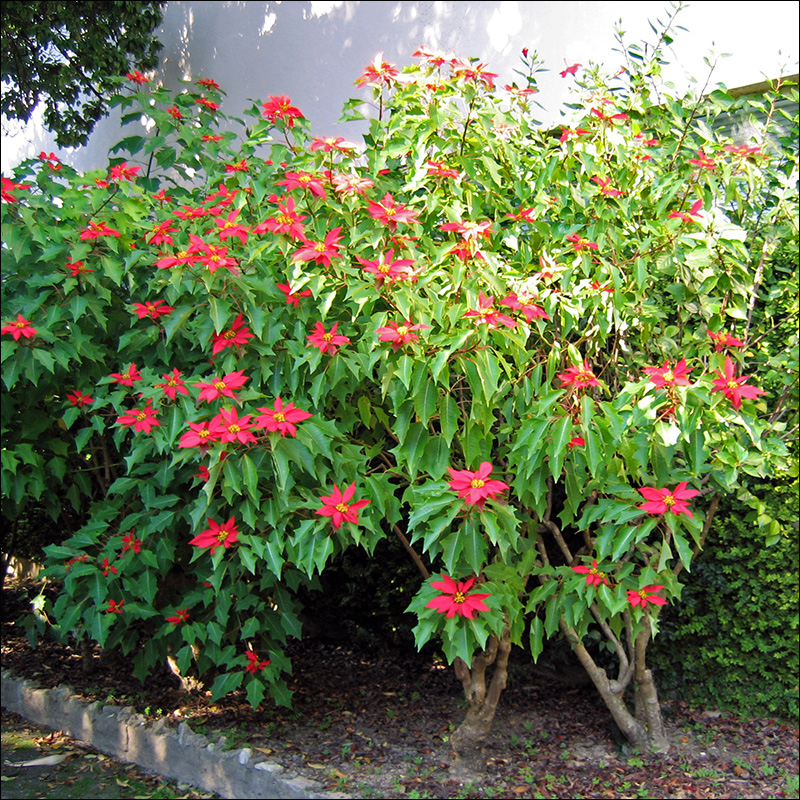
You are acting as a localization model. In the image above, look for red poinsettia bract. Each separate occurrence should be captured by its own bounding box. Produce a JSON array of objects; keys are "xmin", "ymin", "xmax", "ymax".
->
[
  {"xmin": 708, "ymin": 331, "xmax": 746, "ymax": 352},
  {"xmin": 643, "ymin": 359, "xmax": 693, "ymax": 388},
  {"xmin": 448, "ymin": 461, "xmax": 508, "ymax": 508},
  {"xmin": 426, "ymin": 574, "xmax": 491, "ymax": 619},
  {"xmin": 254, "ymin": 397, "xmax": 312, "ymax": 438},
  {"xmin": 117, "ymin": 400, "xmax": 161, "ymax": 433},
  {"xmin": 109, "ymin": 363, "xmax": 142, "ymax": 387},
  {"xmin": 711, "ymin": 356, "xmax": 765, "ymax": 411},
  {"xmin": 292, "ymin": 227, "xmax": 343, "ymax": 268},
  {"xmin": 262, "ymin": 95, "xmax": 303, "ymax": 127},
  {"xmin": 194, "ymin": 371, "xmax": 249, "ymax": 403},
  {"xmin": 376, "ymin": 320, "xmax": 429, "ymax": 350},
  {"xmin": 627, "ymin": 586, "xmax": 668, "ymax": 609},
  {"xmin": 166, "ymin": 608, "xmax": 190, "ymax": 626},
  {"xmin": 277, "ymin": 282, "xmax": 312, "ymax": 307},
  {"xmin": 190, "ymin": 516, "xmax": 239, "ymax": 554},
  {"xmin": 131, "ymin": 300, "xmax": 174, "ymax": 320},
  {"xmin": 210, "ymin": 314, "xmax": 254, "ymax": 356},
  {"xmin": 307, "ymin": 321, "xmax": 350, "ymax": 355},
  {"xmin": 316, "ymin": 483, "xmax": 370, "ymax": 530},
  {"xmin": 355, "ymin": 53, "xmax": 400, "ymax": 87},
  {"xmin": 1, "ymin": 315, "xmax": 36, "ymax": 340},
  {"xmin": 155, "ymin": 369, "xmax": 189, "ymax": 400},
  {"xmin": 501, "ymin": 293, "xmax": 549, "ymax": 323},
  {"xmin": 572, "ymin": 559, "xmax": 611, "ymax": 587},
  {"xmin": 637, "ymin": 482, "xmax": 699, "ymax": 518},
  {"xmin": 244, "ymin": 651, "xmax": 272, "ymax": 673},
  {"xmin": 558, "ymin": 361, "xmax": 600, "ymax": 389},
  {"xmin": 367, "ymin": 193, "xmax": 420, "ymax": 231},
  {"xmin": 67, "ymin": 390, "xmax": 93, "ymax": 407},
  {"xmin": 463, "ymin": 292, "xmax": 517, "ymax": 329},
  {"xmin": 178, "ymin": 421, "xmax": 218, "ymax": 450}
]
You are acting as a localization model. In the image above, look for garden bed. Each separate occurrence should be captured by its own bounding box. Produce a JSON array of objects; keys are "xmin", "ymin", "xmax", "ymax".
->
[{"xmin": 3, "ymin": 579, "xmax": 797, "ymax": 799}]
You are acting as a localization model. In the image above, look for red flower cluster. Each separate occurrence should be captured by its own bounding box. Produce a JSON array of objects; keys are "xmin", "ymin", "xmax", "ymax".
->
[
  {"xmin": 166, "ymin": 608, "xmax": 190, "ymax": 626},
  {"xmin": 211, "ymin": 315, "xmax": 254, "ymax": 356},
  {"xmin": 307, "ymin": 321, "xmax": 350, "ymax": 355},
  {"xmin": 376, "ymin": 320, "xmax": 429, "ymax": 350},
  {"xmin": 711, "ymin": 356, "xmax": 765, "ymax": 410},
  {"xmin": 254, "ymin": 397, "xmax": 312, "ymax": 438},
  {"xmin": 572, "ymin": 559, "xmax": 610, "ymax": 587},
  {"xmin": 448, "ymin": 462, "xmax": 508, "ymax": 508},
  {"xmin": 316, "ymin": 483, "xmax": 370, "ymax": 530},
  {"xmin": 426, "ymin": 574, "xmax": 491, "ymax": 619},
  {"xmin": 1, "ymin": 315, "xmax": 36, "ymax": 340},
  {"xmin": 262, "ymin": 95, "xmax": 303, "ymax": 127},
  {"xmin": 637, "ymin": 482, "xmax": 699, "ymax": 518},
  {"xmin": 463, "ymin": 292, "xmax": 517, "ymax": 329},
  {"xmin": 244, "ymin": 651, "xmax": 271, "ymax": 673},
  {"xmin": 117, "ymin": 400, "xmax": 161, "ymax": 434},
  {"xmin": 190, "ymin": 516, "xmax": 239, "ymax": 554},
  {"xmin": 558, "ymin": 362, "xmax": 600, "ymax": 389}
]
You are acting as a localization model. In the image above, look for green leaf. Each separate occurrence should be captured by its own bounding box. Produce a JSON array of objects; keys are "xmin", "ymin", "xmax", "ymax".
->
[
  {"xmin": 440, "ymin": 394, "xmax": 460, "ymax": 445},
  {"xmin": 672, "ymin": 531, "xmax": 694, "ymax": 572},
  {"xmin": 208, "ymin": 671, "xmax": 244, "ymax": 703},
  {"xmin": 530, "ymin": 616, "xmax": 545, "ymax": 662},
  {"xmin": 547, "ymin": 415, "xmax": 572, "ymax": 481},
  {"xmin": 246, "ymin": 677, "xmax": 266, "ymax": 710}
]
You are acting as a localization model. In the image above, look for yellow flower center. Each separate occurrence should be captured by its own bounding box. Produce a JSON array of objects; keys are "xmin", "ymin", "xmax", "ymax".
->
[
  {"xmin": 396, "ymin": 326, "xmax": 409, "ymax": 336},
  {"xmin": 217, "ymin": 529, "xmax": 231, "ymax": 543},
  {"xmin": 277, "ymin": 214, "xmax": 292, "ymax": 225},
  {"xmin": 228, "ymin": 424, "xmax": 240, "ymax": 433},
  {"xmin": 136, "ymin": 411, "xmax": 147, "ymax": 420},
  {"xmin": 224, "ymin": 330, "xmax": 237, "ymax": 339},
  {"xmin": 214, "ymin": 381, "xmax": 226, "ymax": 390},
  {"xmin": 314, "ymin": 242, "xmax": 327, "ymax": 252},
  {"xmin": 453, "ymin": 591, "xmax": 466, "ymax": 604},
  {"xmin": 323, "ymin": 333, "xmax": 334, "ymax": 341},
  {"xmin": 663, "ymin": 371, "xmax": 674, "ymax": 382},
  {"xmin": 177, "ymin": 250, "xmax": 188, "ymax": 258},
  {"xmin": 727, "ymin": 380, "xmax": 739, "ymax": 390},
  {"xmin": 470, "ymin": 479, "xmax": 485, "ymax": 489},
  {"xmin": 378, "ymin": 264, "xmax": 391, "ymax": 273},
  {"xmin": 15, "ymin": 321, "xmax": 25, "ymax": 328},
  {"xmin": 273, "ymin": 412, "xmax": 285, "ymax": 422},
  {"xmin": 663, "ymin": 495, "xmax": 675, "ymax": 507},
  {"xmin": 199, "ymin": 430, "xmax": 210, "ymax": 439},
  {"xmin": 335, "ymin": 503, "xmax": 349, "ymax": 513}
]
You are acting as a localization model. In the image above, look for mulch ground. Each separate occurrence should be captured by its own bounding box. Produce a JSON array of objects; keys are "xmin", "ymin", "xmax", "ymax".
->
[{"xmin": 2, "ymin": 579, "xmax": 798, "ymax": 799}]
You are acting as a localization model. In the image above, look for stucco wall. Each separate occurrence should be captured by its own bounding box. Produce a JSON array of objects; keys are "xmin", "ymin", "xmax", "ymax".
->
[{"xmin": 3, "ymin": 1, "xmax": 798, "ymax": 173}]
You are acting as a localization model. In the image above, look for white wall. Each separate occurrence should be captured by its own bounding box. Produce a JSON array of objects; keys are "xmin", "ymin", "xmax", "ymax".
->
[{"xmin": 3, "ymin": 1, "xmax": 798, "ymax": 173}]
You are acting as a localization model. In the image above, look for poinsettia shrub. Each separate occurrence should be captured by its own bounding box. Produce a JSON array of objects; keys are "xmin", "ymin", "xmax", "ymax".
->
[{"xmin": 2, "ymin": 7, "xmax": 797, "ymax": 770}]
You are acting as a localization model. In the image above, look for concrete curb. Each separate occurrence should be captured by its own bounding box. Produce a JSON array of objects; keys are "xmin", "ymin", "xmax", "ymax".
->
[{"xmin": 2, "ymin": 669, "xmax": 345, "ymax": 799}]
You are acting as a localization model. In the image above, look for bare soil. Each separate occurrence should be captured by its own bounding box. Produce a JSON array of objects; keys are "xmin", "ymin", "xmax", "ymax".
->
[{"xmin": 2, "ymin": 579, "xmax": 798, "ymax": 799}]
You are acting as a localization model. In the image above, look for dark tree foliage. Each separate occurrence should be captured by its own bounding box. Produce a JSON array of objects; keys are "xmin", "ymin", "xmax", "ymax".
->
[{"xmin": 1, "ymin": 1, "xmax": 165, "ymax": 147}]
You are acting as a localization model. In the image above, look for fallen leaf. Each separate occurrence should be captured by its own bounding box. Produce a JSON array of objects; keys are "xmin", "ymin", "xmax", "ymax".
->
[
  {"xmin": 5, "ymin": 753, "xmax": 73, "ymax": 767},
  {"xmin": 307, "ymin": 763, "xmax": 327, "ymax": 769},
  {"xmin": 252, "ymin": 747, "xmax": 273, "ymax": 756},
  {"xmin": 1, "ymin": 776, "xmax": 17, "ymax": 782}
]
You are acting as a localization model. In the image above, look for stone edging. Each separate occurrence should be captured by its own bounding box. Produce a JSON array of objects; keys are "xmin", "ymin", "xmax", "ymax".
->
[{"xmin": 1, "ymin": 669, "xmax": 346, "ymax": 799}]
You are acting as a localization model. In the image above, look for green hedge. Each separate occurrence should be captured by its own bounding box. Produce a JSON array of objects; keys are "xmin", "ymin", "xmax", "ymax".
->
[{"xmin": 652, "ymin": 467, "xmax": 799, "ymax": 720}]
